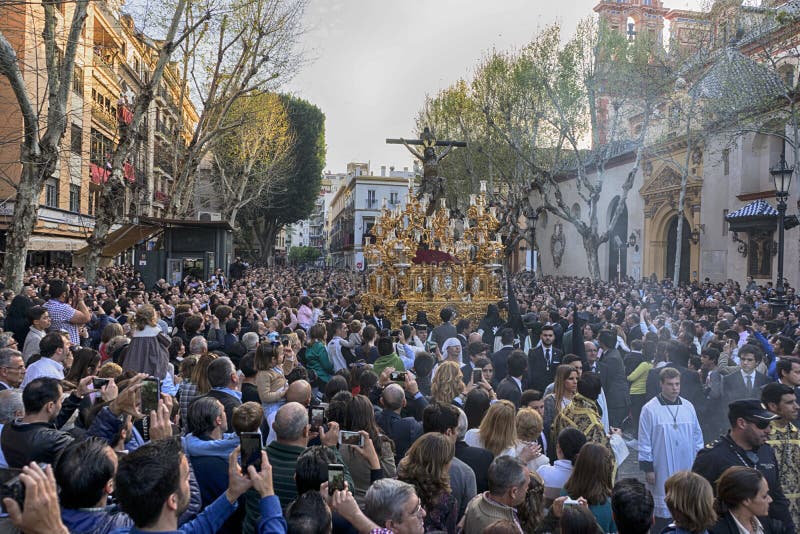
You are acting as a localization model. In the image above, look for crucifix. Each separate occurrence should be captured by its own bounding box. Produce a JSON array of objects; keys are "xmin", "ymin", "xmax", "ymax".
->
[{"xmin": 387, "ymin": 127, "xmax": 466, "ymax": 213}]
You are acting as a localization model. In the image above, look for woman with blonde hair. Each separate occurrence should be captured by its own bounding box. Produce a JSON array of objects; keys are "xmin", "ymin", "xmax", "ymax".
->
[
  {"xmin": 398, "ymin": 432, "xmax": 457, "ymax": 533},
  {"xmin": 516, "ymin": 408, "xmax": 550, "ymax": 469},
  {"xmin": 121, "ymin": 304, "xmax": 170, "ymax": 379},
  {"xmin": 663, "ymin": 470, "xmax": 716, "ymax": 534},
  {"xmin": 431, "ymin": 361, "xmax": 467, "ymax": 405},
  {"xmin": 465, "ymin": 400, "xmax": 545, "ymax": 466}
]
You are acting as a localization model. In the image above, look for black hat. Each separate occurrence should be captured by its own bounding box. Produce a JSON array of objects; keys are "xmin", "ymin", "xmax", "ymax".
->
[{"xmin": 728, "ymin": 399, "xmax": 779, "ymax": 423}]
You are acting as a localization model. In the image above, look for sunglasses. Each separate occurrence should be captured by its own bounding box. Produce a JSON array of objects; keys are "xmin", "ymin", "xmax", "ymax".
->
[{"xmin": 745, "ymin": 418, "xmax": 771, "ymax": 430}]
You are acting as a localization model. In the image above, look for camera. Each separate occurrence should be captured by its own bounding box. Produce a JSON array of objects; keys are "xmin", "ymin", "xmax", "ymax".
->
[
  {"xmin": 0, "ymin": 469, "xmax": 25, "ymax": 515},
  {"xmin": 390, "ymin": 371, "xmax": 407, "ymax": 382},
  {"xmin": 92, "ymin": 378, "xmax": 110, "ymax": 389}
]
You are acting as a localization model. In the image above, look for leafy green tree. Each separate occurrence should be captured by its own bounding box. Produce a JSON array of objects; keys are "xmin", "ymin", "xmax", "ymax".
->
[{"xmin": 239, "ymin": 95, "xmax": 325, "ymax": 265}]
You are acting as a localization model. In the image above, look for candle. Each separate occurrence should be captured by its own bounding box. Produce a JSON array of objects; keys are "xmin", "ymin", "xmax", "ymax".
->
[
  {"xmin": 382, "ymin": 198, "xmax": 387, "ymax": 209},
  {"xmin": 490, "ymin": 207, "xmax": 497, "ymax": 218},
  {"xmin": 480, "ymin": 180, "xmax": 487, "ymax": 193},
  {"xmin": 470, "ymin": 194, "xmax": 476, "ymax": 206}
]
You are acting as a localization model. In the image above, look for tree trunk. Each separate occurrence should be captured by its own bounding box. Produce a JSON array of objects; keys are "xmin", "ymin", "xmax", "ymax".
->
[
  {"xmin": 673, "ymin": 99, "xmax": 695, "ymax": 285},
  {"xmin": 2, "ymin": 150, "xmax": 58, "ymax": 291},
  {"xmin": 85, "ymin": 179, "xmax": 125, "ymax": 282},
  {"xmin": 582, "ymin": 233, "xmax": 602, "ymax": 281}
]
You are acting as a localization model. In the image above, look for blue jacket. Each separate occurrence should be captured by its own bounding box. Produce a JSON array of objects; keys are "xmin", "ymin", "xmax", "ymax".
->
[
  {"xmin": 182, "ymin": 433, "xmax": 239, "ymax": 460},
  {"xmin": 108, "ymin": 494, "xmax": 285, "ymax": 534},
  {"xmin": 62, "ymin": 506, "xmax": 133, "ymax": 534}
]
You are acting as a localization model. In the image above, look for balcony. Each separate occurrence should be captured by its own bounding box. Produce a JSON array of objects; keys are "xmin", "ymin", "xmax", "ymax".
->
[
  {"xmin": 91, "ymin": 102, "xmax": 118, "ymax": 132},
  {"xmin": 92, "ymin": 48, "xmax": 116, "ymax": 81},
  {"xmin": 154, "ymin": 190, "xmax": 170, "ymax": 204}
]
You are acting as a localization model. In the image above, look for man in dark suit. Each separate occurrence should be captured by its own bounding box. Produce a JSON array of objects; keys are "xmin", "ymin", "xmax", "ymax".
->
[
  {"xmin": 645, "ymin": 340, "xmax": 703, "ymax": 407},
  {"xmin": 496, "ymin": 351, "xmax": 527, "ymax": 408},
  {"xmin": 455, "ymin": 406, "xmax": 494, "ymax": 493},
  {"xmin": 456, "ymin": 319, "xmax": 471, "ymax": 352},
  {"xmin": 526, "ymin": 325, "xmax": 562, "ymax": 393},
  {"xmin": 596, "ymin": 329, "xmax": 629, "ymax": 428},
  {"xmin": 724, "ymin": 344, "xmax": 770, "ymax": 404},
  {"xmin": 461, "ymin": 342, "xmax": 489, "ymax": 384},
  {"xmin": 366, "ymin": 304, "xmax": 391, "ymax": 332},
  {"xmin": 223, "ymin": 319, "xmax": 247, "ymax": 367},
  {"xmin": 773, "ymin": 357, "xmax": 800, "ymax": 420},
  {"xmin": 375, "ymin": 384, "xmax": 423, "ymax": 463},
  {"xmin": 0, "ymin": 349, "xmax": 25, "ymax": 391},
  {"xmin": 201, "ymin": 357, "xmax": 242, "ymax": 433},
  {"xmin": 431, "ymin": 307, "xmax": 457, "ymax": 350},
  {"xmin": 490, "ymin": 328, "xmax": 517, "ymax": 385}
]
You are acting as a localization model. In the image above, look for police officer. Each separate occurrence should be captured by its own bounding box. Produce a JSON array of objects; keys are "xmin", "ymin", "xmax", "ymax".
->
[{"xmin": 692, "ymin": 399, "xmax": 795, "ymax": 531}]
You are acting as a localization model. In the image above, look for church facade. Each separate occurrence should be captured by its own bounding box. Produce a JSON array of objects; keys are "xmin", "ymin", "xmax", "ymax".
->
[{"xmin": 531, "ymin": 0, "xmax": 800, "ymax": 287}]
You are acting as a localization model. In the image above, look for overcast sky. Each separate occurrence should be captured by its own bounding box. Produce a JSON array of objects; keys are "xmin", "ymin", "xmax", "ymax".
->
[{"xmin": 285, "ymin": 0, "xmax": 703, "ymax": 174}]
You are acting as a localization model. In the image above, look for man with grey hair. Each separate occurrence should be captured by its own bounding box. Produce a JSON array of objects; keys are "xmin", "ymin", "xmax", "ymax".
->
[
  {"xmin": 267, "ymin": 401, "xmax": 340, "ymax": 508},
  {"xmin": 188, "ymin": 335, "xmax": 208, "ymax": 356},
  {"xmin": 241, "ymin": 331, "xmax": 259, "ymax": 353},
  {"xmin": 454, "ymin": 407, "xmax": 493, "ymax": 493},
  {"xmin": 364, "ymin": 479, "xmax": 426, "ymax": 534},
  {"xmin": 0, "ymin": 349, "xmax": 25, "ymax": 391},
  {"xmin": 375, "ymin": 383, "xmax": 422, "ymax": 463},
  {"xmin": 0, "ymin": 389, "xmax": 23, "ymax": 468},
  {"xmin": 463, "ymin": 455, "xmax": 530, "ymax": 533}
]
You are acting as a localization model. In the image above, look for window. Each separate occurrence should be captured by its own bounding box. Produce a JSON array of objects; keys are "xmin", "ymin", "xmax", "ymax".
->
[
  {"xmin": 722, "ymin": 210, "xmax": 728, "ymax": 236},
  {"xmin": 722, "ymin": 149, "xmax": 730, "ymax": 176},
  {"xmin": 367, "ymin": 189, "xmax": 376, "ymax": 208},
  {"xmin": 70, "ymin": 124, "xmax": 82, "ymax": 154},
  {"xmin": 90, "ymin": 128, "xmax": 114, "ymax": 165},
  {"xmin": 72, "ymin": 66, "xmax": 83, "ymax": 96},
  {"xmin": 45, "ymin": 178, "xmax": 59, "ymax": 208},
  {"xmin": 69, "ymin": 184, "xmax": 80, "ymax": 212},
  {"xmin": 390, "ymin": 192, "xmax": 398, "ymax": 205}
]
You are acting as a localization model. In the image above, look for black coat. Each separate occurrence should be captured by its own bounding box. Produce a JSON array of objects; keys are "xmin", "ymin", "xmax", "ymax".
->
[
  {"xmin": 490, "ymin": 346, "xmax": 515, "ymax": 385},
  {"xmin": 645, "ymin": 363, "xmax": 704, "ymax": 407},
  {"xmin": 693, "ymin": 434, "xmax": 794, "ymax": 531},
  {"xmin": 709, "ymin": 511, "xmax": 791, "ymax": 534},
  {"xmin": 455, "ymin": 439, "xmax": 494, "ymax": 494},
  {"xmin": 526, "ymin": 345, "xmax": 563, "ymax": 393},
  {"xmin": 496, "ymin": 377, "xmax": 523, "ymax": 408}
]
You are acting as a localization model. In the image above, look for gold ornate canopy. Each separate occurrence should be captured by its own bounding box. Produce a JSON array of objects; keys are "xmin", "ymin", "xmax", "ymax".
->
[{"xmin": 362, "ymin": 179, "xmax": 505, "ymax": 324}]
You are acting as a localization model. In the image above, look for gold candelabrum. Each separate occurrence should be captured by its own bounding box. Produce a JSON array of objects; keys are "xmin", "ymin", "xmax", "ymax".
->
[{"xmin": 363, "ymin": 179, "xmax": 504, "ymax": 324}]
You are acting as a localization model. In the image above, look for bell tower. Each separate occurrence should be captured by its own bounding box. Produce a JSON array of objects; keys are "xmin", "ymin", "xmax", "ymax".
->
[{"xmin": 594, "ymin": 0, "xmax": 669, "ymax": 44}]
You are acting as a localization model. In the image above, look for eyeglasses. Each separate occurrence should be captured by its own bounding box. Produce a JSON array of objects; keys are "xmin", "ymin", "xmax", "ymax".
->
[{"xmin": 408, "ymin": 500, "xmax": 424, "ymax": 517}]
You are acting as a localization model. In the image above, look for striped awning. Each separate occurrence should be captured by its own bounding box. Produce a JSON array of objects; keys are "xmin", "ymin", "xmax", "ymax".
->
[{"xmin": 726, "ymin": 199, "xmax": 778, "ymax": 219}]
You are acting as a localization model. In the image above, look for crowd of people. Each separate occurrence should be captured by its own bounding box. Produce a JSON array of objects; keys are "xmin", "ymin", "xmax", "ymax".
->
[{"xmin": 0, "ymin": 264, "xmax": 799, "ymax": 534}]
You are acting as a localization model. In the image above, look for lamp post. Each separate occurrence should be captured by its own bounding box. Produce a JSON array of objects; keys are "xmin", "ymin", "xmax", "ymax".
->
[
  {"xmin": 526, "ymin": 208, "xmax": 539, "ymax": 276},
  {"xmin": 770, "ymin": 150, "xmax": 794, "ymax": 312}
]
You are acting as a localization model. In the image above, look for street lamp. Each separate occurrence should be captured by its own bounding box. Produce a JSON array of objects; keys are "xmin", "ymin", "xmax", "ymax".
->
[
  {"xmin": 770, "ymin": 151, "xmax": 794, "ymax": 312},
  {"xmin": 526, "ymin": 208, "xmax": 539, "ymax": 276}
]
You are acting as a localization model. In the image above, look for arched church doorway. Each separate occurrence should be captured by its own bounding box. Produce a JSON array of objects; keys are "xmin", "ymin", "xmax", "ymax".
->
[
  {"xmin": 607, "ymin": 196, "xmax": 628, "ymax": 282},
  {"xmin": 666, "ymin": 215, "xmax": 691, "ymax": 283}
]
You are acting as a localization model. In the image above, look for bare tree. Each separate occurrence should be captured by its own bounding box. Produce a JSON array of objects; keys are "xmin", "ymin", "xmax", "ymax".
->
[{"xmin": 0, "ymin": 0, "xmax": 89, "ymax": 291}]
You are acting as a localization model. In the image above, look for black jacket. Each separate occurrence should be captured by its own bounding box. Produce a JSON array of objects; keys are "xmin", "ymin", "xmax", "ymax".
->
[
  {"xmin": 526, "ymin": 345, "xmax": 563, "ymax": 393},
  {"xmin": 693, "ymin": 434, "xmax": 794, "ymax": 531},
  {"xmin": 496, "ymin": 377, "xmax": 523, "ymax": 408},
  {"xmin": 490, "ymin": 346, "xmax": 515, "ymax": 385},
  {"xmin": 202, "ymin": 389, "xmax": 242, "ymax": 434},
  {"xmin": 597, "ymin": 348, "xmax": 629, "ymax": 412},
  {"xmin": 709, "ymin": 511, "xmax": 791, "ymax": 534},
  {"xmin": 1, "ymin": 394, "xmax": 121, "ymax": 468},
  {"xmin": 375, "ymin": 410, "xmax": 423, "ymax": 463},
  {"xmin": 455, "ymin": 439, "xmax": 494, "ymax": 494}
]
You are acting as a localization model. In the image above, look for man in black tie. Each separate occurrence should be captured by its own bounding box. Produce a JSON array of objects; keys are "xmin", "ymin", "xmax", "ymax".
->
[
  {"xmin": 367, "ymin": 304, "xmax": 391, "ymax": 333},
  {"xmin": 526, "ymin": 325, "xmax": 562, "ymax": 393},
  {"xmin": 724, "ymin": 344, "xmax": 770, "ymax": 404}
]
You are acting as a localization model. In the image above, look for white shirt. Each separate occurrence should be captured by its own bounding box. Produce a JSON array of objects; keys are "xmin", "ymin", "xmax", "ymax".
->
[{"xmin": 21, "ymin": 357, "xmax": 64, "ymax": 388}]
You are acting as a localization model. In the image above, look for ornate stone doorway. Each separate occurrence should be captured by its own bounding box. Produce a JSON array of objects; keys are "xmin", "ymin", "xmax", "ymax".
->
[{"xmin": 640, "ymin": 165, "xmax": 703, "ymax": 281}]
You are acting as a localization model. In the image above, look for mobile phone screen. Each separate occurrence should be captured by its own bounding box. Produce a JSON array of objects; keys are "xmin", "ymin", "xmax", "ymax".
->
[
  {"xmin": 240, "ymin": 432, "xmax": 262, "ymax": 472},
  {"xmin": 140, "ymin": 378, "xmax": 160, "ymax": 414},
  {"xmin": 310, "ymin": 407, "xmax": 325, "ymax": 429},
  {"xmin": 338, "ymin": 431, "xmax": 364, "ymax": 447},
  {"xmin": 472, "ymin": 369, "xmax": 482, "ymax": 383},
  {"xmin": 328, "ymin": 464, "xmax": 345, "ymax": 495}
]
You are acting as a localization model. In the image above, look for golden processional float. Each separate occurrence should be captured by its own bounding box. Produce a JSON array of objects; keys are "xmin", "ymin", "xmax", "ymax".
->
[{"xmin": 362, "ymin": 179, "xmax": 505, "ymax": 325}]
